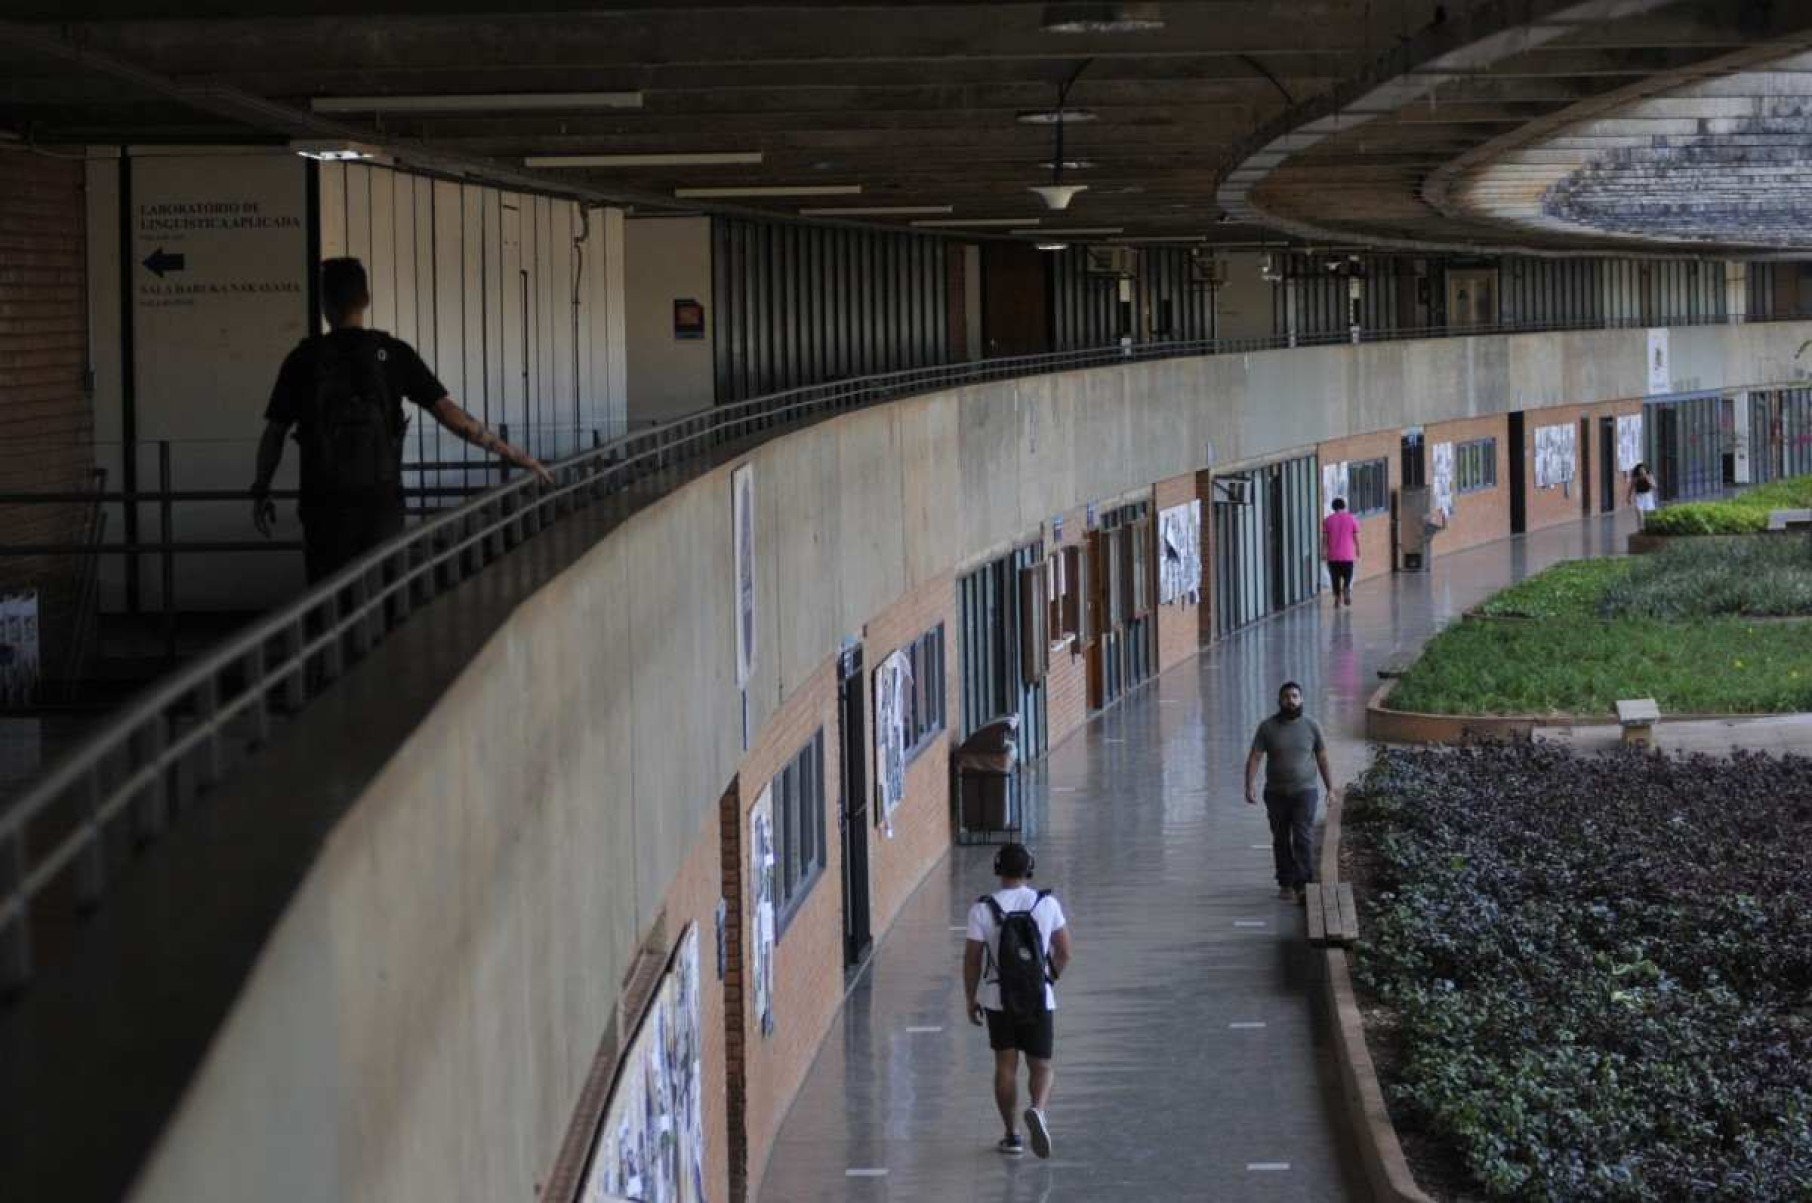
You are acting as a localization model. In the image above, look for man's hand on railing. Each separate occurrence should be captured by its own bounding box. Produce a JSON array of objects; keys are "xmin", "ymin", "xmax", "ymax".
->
[
  {"xmin": 252, "ymin": 489, "xmax": 277, "ymax": 537},
  {"xmin": 513, "ymin": 448, "xmax": 555, "ymax": 487}
]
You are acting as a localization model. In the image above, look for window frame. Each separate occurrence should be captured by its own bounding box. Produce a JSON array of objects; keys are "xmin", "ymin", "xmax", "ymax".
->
[
  {"xmin": 1348, "ymin": 457, "xmax": 1390, "ymax": 516},
  {"xmin": 774, "ymin": 730, "xmax": 827, "ymax": 934},
  {"xmin": 1455, "ymin": 437, "xmax": 1498, "ymax": 493},
  {"xmin": 902, "ymin": 624, "xmax": 947, "ymax": 762}
]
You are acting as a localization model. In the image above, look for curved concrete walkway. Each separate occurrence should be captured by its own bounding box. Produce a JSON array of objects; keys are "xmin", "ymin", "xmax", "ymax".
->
[{"xmin": 757, "ymin": 513, "xmax": 1634, "ymax": 1202}]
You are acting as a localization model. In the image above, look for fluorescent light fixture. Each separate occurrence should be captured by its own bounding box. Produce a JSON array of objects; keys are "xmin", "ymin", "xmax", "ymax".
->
[
  {"xmin": 1036, "ymin": 242, "xmax": 1071, "ymax": 252},
  {"xmin": 292, "ymin": 140, "xmax": 390, "ymax": 163},
  {"xmin": 1109, "ymin": 235, "xmax": 1207, "ymax": 242},
  {"xmin": 798, "ymin": 204, "xmax": 954, "ymax": 217},
  {"xmin": 1012, "ymin": 226, "xmax": 1123, "ymax": 236},
  {"xmin": 1017, "ymin": 109, "xmax": 1098, "ymax": 125},
  {"xmin": 1042, "ymin": 3, "xmax": 1166, "ymax": 34},
  {"xmin": 1029, "ymin": 183, "xmax": 1089, "ymax": 211},
  {"xmin": 674, "ymin": 184, "xmax": 861, "ymax": 199},
  {"xmin": 314, "ymin": 92, "xmax": 643, "ymax": 113},
  {"xmin": 1040, "ymin": 159, "xmax": 1095, "ymax": 171},
  {"xmin": 527, "ymin": 151, "xmax": 764, "ymax": 168},
  {"xmin": 911, "ymin": 217, "xmax": 1043, "ymax": 228}
]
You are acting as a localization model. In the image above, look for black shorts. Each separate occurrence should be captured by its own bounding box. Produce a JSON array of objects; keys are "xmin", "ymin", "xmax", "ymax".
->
[
  {"xmin": 985, "ymin": 1008, "xmax": 1054, "ymax": 1060},
  {"xmin": 1328, "ymin": 560, "xmax": 1355, "ymax": 590}
]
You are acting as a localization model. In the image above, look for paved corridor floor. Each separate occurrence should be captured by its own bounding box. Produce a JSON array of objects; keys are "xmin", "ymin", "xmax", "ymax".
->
[{"xmin": 757, "ymin": 514, "xmax": 1635, "ymax": 1202}]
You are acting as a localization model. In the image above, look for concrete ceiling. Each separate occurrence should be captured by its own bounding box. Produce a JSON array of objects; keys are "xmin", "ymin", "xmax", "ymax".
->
[
  {"xmin": 4, "ymin": 1, "xmax": 1811, "ymax": 252},
  {"xmin": 1218, "ymin": 0, "xmax": 1812, "ymax": 254}
]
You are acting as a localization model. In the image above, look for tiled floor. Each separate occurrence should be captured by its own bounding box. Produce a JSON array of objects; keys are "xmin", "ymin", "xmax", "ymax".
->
[{"xmin": 757, "ymin": 512, "xmax": 1636, "ymax": 1202}]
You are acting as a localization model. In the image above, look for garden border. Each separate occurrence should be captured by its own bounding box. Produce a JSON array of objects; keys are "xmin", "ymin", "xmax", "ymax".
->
[
  {"xmin": 1319, "ymin": 785, "xmax": 1436, "ymax": 1203},
  {"xmin": 1365, "ymin": 678, "xmax": 1798, "ymax": 744}
]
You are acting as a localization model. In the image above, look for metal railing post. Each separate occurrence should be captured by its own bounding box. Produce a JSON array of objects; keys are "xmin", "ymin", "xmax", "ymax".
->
[
  {"xmin": 247, "ymin": 644, "xmax": 271, "ymax": 746},
  {"xmin": 132, "ymin": 715, "xmax": 169, "ymax": 843},
  {"xmin": 160, "ymin": 440, "xmax": 176, "ymax": 661},
  {"xmin": 75, "ymin": 770, "xmax": 106, "ymax": 911},
  {"xmin": 0, "ymin": 831, "xmax": 30, "ymax": 995}
]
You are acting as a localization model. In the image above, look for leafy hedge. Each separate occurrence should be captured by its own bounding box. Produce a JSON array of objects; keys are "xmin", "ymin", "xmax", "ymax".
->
[
  {"xmin": 1603, "ymin": 536, "xmax": 1812, "ymax": 621},
  {"xmin": 1349, "ymin": 745, "xmax": 1812, "ymax": 1201},
  {"xmin": 1645, "ymin": 475, "xmax": 1812, "ymax": 536}
]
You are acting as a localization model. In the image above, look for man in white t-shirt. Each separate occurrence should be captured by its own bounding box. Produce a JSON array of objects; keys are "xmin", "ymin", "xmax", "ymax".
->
[{"xmin": 963, "ymin": 842, "xmax": 1072, "ymax": 1159}]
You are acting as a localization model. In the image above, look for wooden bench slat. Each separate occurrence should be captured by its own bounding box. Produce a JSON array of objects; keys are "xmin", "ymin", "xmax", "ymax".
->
[
  {"xmin": 1322, "ymin": 885, "xmax": 1344, "ymax": 944},
  {"xmin": 1335, "ymin": 883, "xmax": 1360, "ymax": 946},
  {"xmin": 1305, "ymin": 884, "xmax": 1327, "ymax": 944}
]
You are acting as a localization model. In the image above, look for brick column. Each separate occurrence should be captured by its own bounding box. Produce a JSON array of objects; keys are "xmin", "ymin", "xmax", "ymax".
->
[{"xmin": 718, "ymin": 778, "xmax": 749, "ymax": 1203}]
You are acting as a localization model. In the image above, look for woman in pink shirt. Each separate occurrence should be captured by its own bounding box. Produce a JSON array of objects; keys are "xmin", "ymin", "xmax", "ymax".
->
[{"xmin": 1323, "ymin": 498, "xmax": 1361, "ymax": 607}]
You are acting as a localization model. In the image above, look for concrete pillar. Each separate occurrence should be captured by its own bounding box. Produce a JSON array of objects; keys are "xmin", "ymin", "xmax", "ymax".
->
[{"xmin": 1726, "ymin": 260, "xmax": 1748, "ymax": 325}]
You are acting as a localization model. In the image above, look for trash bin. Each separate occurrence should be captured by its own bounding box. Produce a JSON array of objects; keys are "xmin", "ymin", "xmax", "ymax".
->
[{"xmin": 954, "ymin": 715, "xmax": 1020, "ymax": 840}]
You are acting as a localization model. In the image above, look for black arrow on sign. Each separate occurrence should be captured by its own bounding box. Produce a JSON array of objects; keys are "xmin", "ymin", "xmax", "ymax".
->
[{"xmin": 142, "ymin": 247, "xmax": 186, "ymax": 278}]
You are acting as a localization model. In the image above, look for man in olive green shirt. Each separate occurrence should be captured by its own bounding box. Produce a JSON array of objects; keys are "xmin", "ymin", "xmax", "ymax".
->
[{"xmin": 1245, "ymin": 681, "xmax": 1336, "ymax": 903}]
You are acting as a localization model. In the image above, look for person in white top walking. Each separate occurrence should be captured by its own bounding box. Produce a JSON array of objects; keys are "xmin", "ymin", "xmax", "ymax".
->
[{"xmin": 963, "ymin": 842, "xmax": 1072, "ymax": 1158}]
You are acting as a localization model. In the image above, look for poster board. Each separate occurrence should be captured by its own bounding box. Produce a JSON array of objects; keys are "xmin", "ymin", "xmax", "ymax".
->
[
  {"xmin": 1157, "ymin": 500, "xmax": 1202, "ymax": 605},
  {"xmin": 748, "ymin": 785, "xmax": 776, "ymax": 1037},
  {"xmin": 1430, "ymin": 442, "xmax": 1455, "ymax": 518},
  {"xmin": 0, "ymin": 592, "xmax": 40, "ymax": 706},
  {"xmin": 1321, "ymin": 460, "xmax": 1349, "ymax": 514},
  {"xmin": 580, "ymin": 926, "xmax": 707, "ymax": 1203},
  {"xmin": 1617, "ymin": 413, "xmax": 1644, "ymax": 472},
  {"xmin": 1533, "ymin": 423, "xmax": 1577, "ymax": 488},
  {"xmin": 732, "ymin": 464, "xmax": 756, "ymax": 690},
  {"xmin": 873, "ymin": 648, "xmax": 912, "ymax": 826},
  {"xmin": 1647, "ymin": 328, "xmax": 1671, "ymax": 395}
]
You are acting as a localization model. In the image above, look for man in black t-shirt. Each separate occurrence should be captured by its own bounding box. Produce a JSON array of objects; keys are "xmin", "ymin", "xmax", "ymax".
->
[{"xmin": 252, "ymin": 258, "xmax": 551, "ymax": 583}]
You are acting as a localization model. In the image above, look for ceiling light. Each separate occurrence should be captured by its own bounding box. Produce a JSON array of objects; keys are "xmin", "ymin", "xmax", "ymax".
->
[
  {"xmin": 911, "ymin": 217, "xmax": 1043, "ymax": 228},
  {"xmin": 1036, "ymin": 242, "xmax": 1071, "ymax": 252},
  {"xmin": 1041, "ymin": 3, "xmax": 1166, "ymax": 34},
  {"xmin": 527, "ymin": 152, "xmax": 763, "ymax": 168},
  {"xmin": 798, "ymin": 205, "xmax": 955, "ymax": 217},
  {"xmin": 291, "ymin": 140, "xmax": 389, "ymax": 163},
  {"xmin": 1040, "ymin": 159, "xmax": 1095, "ymax": 171},
  {"xmin": 1029, "ymin": 183, "xmax": 1089, "ymax": 211},
  {"xmin": 1017, "ymin": 109, "xmax": 1098, "ymax": 125},
  {"xmin": 673, "ymin": 185, "xmax": 861, "ymax": 199},
  {"xmin": 313, "ymin": 92, "xmax": 643, "ymax": 113},
  {"xmin": 1013, "ymin": 227, "xmax": 1123, "ymax": 236}
]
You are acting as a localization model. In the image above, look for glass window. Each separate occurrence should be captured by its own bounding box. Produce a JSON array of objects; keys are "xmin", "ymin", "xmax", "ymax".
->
[
  {"xmin": 1349, "ymin": 458, "xmax": 1390, "ymax": 516},
  {"xmin": 775, "ymin": 731, "xmax": 827, "ymax": 930}
]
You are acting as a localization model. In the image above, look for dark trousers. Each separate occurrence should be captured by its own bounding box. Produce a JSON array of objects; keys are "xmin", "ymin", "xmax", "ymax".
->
[
  {"xmin": 1264, "ymin": 788, "xmax": 1319, "ymax": 889},
  {"xmin": 302, "ymin": 502, "xmax": 405, "ymax": 585},
  {"xmin": 1328, "ymin": 560, "xmax": 1355, "ymax": 596}
]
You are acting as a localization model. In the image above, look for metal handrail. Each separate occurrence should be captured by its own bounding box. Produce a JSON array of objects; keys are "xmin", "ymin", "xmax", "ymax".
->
[{"xmin": 0, "ymin": 308, "xmax": 1790, "ymax": 993}]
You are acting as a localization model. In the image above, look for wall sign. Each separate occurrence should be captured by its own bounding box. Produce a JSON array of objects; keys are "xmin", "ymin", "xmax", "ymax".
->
[{"xmin": 674, "ymin": 297, "xmax": 706, "ymax": 340}]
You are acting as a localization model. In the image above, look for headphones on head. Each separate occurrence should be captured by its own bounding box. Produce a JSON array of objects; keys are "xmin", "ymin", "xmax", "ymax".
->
[{"xmin": 992, "ymin": 844, "xmax": 1035, "ymax": 879}]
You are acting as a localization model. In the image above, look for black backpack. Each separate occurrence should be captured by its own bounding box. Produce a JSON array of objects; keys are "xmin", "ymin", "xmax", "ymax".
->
[
  {"xmin": 982, "ymin": 891, "xmax": 1052, "ymax": 1021},
  {"xmin": 302, "ymin": 331, "xmax": 404, "ymax": 498}
]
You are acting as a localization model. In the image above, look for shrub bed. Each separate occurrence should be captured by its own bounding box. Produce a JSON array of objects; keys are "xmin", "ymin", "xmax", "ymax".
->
[
  {"xmin": 1347, "ymin": 744, "xmax": 1812, "ymax": 1201},
  {"xmin": 1475, "ymin": 558, "xmax": 1633, "ymax": 621},
  {"xmin": 1602, "ymin": 536, "xmax": 1812, "ymax": 620},
  {"xmin": 1645, "ymin": 475, "xmax": 1812, "ymax": 536}
]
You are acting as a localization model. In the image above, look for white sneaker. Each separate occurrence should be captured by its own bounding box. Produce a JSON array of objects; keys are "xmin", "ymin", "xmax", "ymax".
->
[{"xmin": 1023, "ymin": 1107, "xmax": 1052, "ymax": 1159}]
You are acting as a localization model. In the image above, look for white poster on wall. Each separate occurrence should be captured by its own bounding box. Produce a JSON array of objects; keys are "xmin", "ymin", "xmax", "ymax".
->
[
  {"xmin": 873, "ymin": 648, "xmax": 912, "ymax": 828},
  {"xmin": 1533, "ymin": 423, "xmax": 1578, "ymax": 489},
  {"xmin": 0, "ymin": 592, "xmax": 41, "ymax": 706},
  {"xmin": 732, "ymin": 463, "xmax": 756, "ymax": 690},
  {"xmin": 1617, "ymin": 413, "xmax": 1644, "ymax": 472},
  {"xmin": 1157, "ymin": 500, "xmax": 1202, "ymax": 605},
  {"xmin": 130, "ymin": 153, "xmax": 310, "ymax": 609},
  {"xmin": 1321, "ymin": 460, "xmax": 1350, "ymax": 514},
  {"xmin": 1431, "ymin": 442, "xmax": 1456, "ymax": 518},
  {"xmin": 748, "ymin": 785, "xmax": 776, "ymax": 1037},
  {"xmin": 581, "ymin": 925, "xmax": 708, "ymax": 1203},
  {"xmin": 1647, "ymin": 328, "xmax": 1671, "ymax": 395}
]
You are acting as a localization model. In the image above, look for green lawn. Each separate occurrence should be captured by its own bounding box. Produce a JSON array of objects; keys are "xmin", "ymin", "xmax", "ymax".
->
[
  {"xmin": 1398, "ymin": 538, "xmax": 1812, "ymax": 715},
  {"xmin": 1390, "ymin": 616, "xmax": 1812, "ymax": 716},
  {"xmin": 1645, "ymin": 473, "xmax": 1812, "ymax": 535}
]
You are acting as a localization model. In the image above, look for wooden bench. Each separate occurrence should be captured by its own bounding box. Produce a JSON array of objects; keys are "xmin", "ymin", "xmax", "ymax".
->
[
  {"xmin": 1615, "ymin": 697, "xmax": 1660, "ymax": 747},
  {"xmin": 1305, "ymin": 882, "xmax": 1360, "ymax": 947},
  {"xmin": 1767, "ymin": 508, "xmax": 1812, "ymax": 532},
  {"xmin": 1376, "ymin": 654, "xmax": 1417, "ymax": 680}
]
